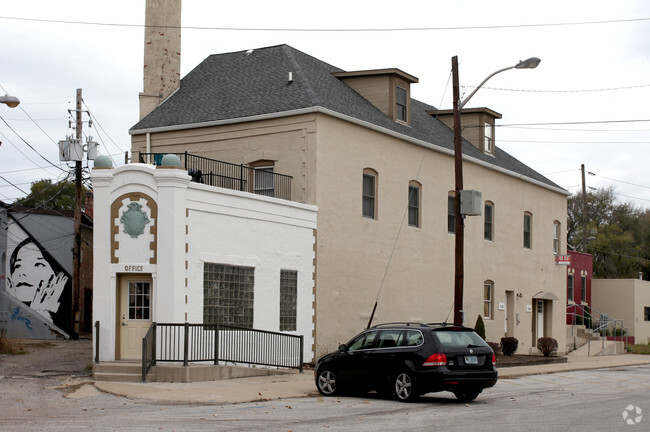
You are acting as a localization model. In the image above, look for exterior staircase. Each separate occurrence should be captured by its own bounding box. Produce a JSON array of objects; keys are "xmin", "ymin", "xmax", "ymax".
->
[{"xmin": 566, "ymin": 324, "xmax": 625, "ymax": 356}]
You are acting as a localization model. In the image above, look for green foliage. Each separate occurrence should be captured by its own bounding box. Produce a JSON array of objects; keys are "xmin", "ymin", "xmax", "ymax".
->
[
  {"xmin": 567, "ymin": 186, "xmax": 650, "ymax": 279},
  {"xmin": 474, "ymin": 315, "xmax": 486, "ymax": 340},
  {"xmin": 626, "ymin": 344, "xmax": 650, "ymax": 355},
  {"xmin": 537, "ymin": 337, "xmax": 558, "ymax": 357},
  {"xmin": 13, "ymin": 178, "xmax": 88, "ymax": 211},
  {"xmin": 500, "ymin": 337, "xmax": 518, "ymax": 356}
]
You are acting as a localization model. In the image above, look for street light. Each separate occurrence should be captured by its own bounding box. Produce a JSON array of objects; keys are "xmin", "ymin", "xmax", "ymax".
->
[
  {"xmin": 0, "ymin": 94, "xmax": 20, "ymax": 108},
  {"xmin": 451, "ymin": 56, "xmax": 540, "ymax": 325}
]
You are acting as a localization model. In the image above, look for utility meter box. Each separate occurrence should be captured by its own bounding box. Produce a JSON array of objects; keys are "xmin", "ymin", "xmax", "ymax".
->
[{"xmin": 460, "ymin": 190, "xmax": 482, "ymax": 216}]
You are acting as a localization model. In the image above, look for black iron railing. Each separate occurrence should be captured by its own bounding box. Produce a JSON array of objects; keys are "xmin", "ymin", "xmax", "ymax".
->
[
  {"xmin": 141, "ymin": 322, "xmax": 304, "ymax": 382},
  {"xmin": 141, "ymin": 322, "xmax": 157, "ymax": 381},
  {"xmin": 94, "ymin": 321, "xmax": 100, "ymax": 364},
  {"xmin": 138, "ymin": 152, "xmax": 292, "ymax": 201}
]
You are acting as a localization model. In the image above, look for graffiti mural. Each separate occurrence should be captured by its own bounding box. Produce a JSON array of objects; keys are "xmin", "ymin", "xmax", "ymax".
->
[{"xmin": 5, "ymin": 237, "xmax": 71, "ymax": 331}]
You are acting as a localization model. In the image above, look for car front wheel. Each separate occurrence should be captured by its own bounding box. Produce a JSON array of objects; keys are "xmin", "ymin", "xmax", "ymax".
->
[
  {"xmin": 394, "ymin": 370, "xmax": 418, "ymax": 402},
  {"xmin": 316, "ymin": 369, "xmax": 338, "ymax": 396}
]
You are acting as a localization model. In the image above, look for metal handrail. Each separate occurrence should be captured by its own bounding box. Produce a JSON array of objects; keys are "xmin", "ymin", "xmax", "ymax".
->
[
  {"xmin": 141, "ymin": 322, "xmax": 304, "ymax": 382},
  {"xmin": 94, "ymin": 320, "xmax": 100, "ymax": 364},
  {"xmin": 138, "ymin": 152, "xmax": 293, "ymax": 201},
  {"xmin": 566, "ymin": 304, "xmax": 629, "ymax": 355},
  {"xmin": 141, "ymin": 322, "xmax": 157, "ymax": 382}
]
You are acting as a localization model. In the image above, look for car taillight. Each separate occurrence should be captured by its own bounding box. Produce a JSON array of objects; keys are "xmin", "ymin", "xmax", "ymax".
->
[
  {"xmin": 492, "ymin": 352, "xmax": 497, "ymax": 366},
  {"xmin": 423, "ymin": 353, "xmax": 447, "ymax": 367}
]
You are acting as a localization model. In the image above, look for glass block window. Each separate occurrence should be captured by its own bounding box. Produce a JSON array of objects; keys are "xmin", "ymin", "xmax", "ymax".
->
[
  {"xmin": 280, "ymin": 270, "xmax": 298, "ymax": 331},
  {"xmin": 128, "ymin": 281, "xmax": 151, "ymax": 320},
  {"xmin": 204, "ymin": 263, "xmax": 255, "ymax": 328}
]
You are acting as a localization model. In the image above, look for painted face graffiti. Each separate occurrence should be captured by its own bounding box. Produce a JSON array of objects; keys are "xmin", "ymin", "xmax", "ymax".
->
[{"xmin": 7, "ymin": 238, "xmax": 68, "ymax": 322}]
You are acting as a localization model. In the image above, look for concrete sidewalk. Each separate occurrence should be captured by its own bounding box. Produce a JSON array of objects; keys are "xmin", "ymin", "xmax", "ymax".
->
[{"xmin": 91, "ymin": 354, "xmax": 650, "ymax": 404}]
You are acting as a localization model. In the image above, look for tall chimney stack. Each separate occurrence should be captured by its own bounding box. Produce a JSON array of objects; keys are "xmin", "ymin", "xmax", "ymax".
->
[{"xmin": 139, "ymin": 0, "xmax": 182, "ymax": 120}]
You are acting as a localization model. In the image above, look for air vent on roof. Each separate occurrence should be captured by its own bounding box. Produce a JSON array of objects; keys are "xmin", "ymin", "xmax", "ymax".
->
[
  {"xmin": 246, "ymin": 49, "xmax": 254, "ymax": 56},
  {"xmin": 288, "ymin": 72, "xmax": 293, "ymax": 83}
]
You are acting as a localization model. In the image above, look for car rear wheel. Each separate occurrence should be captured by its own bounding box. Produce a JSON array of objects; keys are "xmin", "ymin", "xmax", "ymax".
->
[
  {"xmin": 394, "ymin": 370, "xmax": 418, "ymax": 402},
  {"xmin": 316, "ymin": 369, "xmax": 338, "ymax": 396},
  {"xmin": 453, "ymin": 389, "xmax": 481, "ymax": 402}
]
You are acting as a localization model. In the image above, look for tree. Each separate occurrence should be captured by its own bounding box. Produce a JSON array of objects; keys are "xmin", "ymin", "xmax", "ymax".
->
[
  {"xmin": 13, "ymin": 179, "xmax": 88, "ymax": 212},
  {"xmin": 567, "ymin": 186, "xmax": 645, "ymax": 278}
]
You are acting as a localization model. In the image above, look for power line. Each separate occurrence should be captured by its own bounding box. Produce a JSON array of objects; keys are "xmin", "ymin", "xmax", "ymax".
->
[
  {"xmin": 466, "ymin": 83, "xmax": 650, "ymax": 93},
  {"xmin": 1, "ymin": 15, "xmax": 649, "ymax": 32},
  {"xmin": 0, "ymin": 115, "xmax": 66, "ymax": 172}
]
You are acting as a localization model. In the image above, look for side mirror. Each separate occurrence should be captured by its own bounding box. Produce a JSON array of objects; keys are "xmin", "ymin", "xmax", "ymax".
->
[{"xmin": 338, "ymin": 344, "xmax": 348, "ymax": 352}]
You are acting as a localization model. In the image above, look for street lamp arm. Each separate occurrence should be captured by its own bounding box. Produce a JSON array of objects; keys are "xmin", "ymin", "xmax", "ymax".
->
[{"xmin": 459, "ymin": 57, "xmax": 541, "ymax": 109}]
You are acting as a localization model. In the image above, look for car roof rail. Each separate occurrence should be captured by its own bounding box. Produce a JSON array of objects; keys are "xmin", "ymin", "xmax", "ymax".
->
[
  {"xmin": 427, "ymin": 322, "xmax": 466, "ymax": 328},
  {"xmin": 370, "ymin": 322, "xmax": 428, "ymax": 328}
]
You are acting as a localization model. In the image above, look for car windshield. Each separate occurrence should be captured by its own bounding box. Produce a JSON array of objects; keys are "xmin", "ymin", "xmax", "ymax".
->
[{"xmin": 434, "ymin": 330, "xmax": 488, "ymax": 348}]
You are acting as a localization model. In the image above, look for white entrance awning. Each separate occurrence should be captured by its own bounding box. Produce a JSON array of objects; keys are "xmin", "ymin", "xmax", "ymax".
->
[{"xmin": 532, "ymin": 291, "xmax": 559, "ymax": 301}]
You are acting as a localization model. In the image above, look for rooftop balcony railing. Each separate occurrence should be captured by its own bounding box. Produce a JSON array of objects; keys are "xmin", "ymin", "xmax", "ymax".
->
[{"xmin": 138, "ymin": 152, "xmax": 292, "ymax": 201}]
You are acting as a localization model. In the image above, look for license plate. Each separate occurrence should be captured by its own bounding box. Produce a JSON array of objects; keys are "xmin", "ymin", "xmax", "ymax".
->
[{"xmin": 464, "ymin": 355, "xmax": 478, "ymax": 365}]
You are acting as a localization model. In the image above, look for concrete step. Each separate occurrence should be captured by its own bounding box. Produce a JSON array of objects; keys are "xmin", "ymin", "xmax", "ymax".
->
[{"xmin": 93, "ymin": 362, "xmax": 154, "ymax": 382}]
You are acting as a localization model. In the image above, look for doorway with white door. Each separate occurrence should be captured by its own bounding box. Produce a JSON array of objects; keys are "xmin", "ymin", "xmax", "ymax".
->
[{"xmin": 116, "ymin": 274, "xmax": 153, "ymax": 360}]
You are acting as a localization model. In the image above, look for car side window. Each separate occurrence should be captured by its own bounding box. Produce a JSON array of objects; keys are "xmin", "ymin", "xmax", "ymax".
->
[
  {"xmin": 404, "ymin": 330, "xmax": 424, "ymax": 347},
  {"xmin": 377, "ymin": 330, "xmax": 402, "ymax": 348},
  {"xmin": 347, "ymin": 331, "xmax": 378, "ymax": 351}
]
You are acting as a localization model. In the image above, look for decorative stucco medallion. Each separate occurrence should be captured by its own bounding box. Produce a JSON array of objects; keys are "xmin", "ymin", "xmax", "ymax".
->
[{"xmin": 120, "ymin": 202, "xmax": 150, "ymax": 238}]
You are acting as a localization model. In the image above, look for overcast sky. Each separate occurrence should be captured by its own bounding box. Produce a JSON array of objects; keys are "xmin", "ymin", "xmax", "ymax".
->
[{"xmin": 2, "ymin": 0, "xmax": 650, "ymax": 209}]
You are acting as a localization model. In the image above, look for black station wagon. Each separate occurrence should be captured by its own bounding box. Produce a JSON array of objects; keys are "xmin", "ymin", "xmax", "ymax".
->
[{"xmin": 315, "ymin": 322, "xmax": 498, "ymax": 402}]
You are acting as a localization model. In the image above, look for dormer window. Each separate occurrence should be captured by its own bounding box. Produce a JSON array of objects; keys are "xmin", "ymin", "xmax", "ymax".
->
[
  {"xmin": 484, "ymin": 122, "xmax": 494, "ymax": 154},
  {"xmin": 332, "ymin": 68, "xmax": 418, "ymax": 125},
  {"xmin": 396, "ymin": 86, "xmax": 408, "ymax": 122}
]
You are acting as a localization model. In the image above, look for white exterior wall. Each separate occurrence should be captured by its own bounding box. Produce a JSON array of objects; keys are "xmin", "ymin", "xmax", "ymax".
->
[{"xmin": 92, "ymin": 163, "xmax": 317, "ymax": 362}]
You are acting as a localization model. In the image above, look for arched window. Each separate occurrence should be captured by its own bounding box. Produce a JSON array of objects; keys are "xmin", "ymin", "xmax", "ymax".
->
[
  {"xmin": 523, "ymin": 212, "xmax": 533, "ymax": 249},
  {"xmin": 447, "ymin": 191, "xmax": 456, "ymax": 233},
  {"xmin": 484, "ymin": 280, "xmax": 494, "ymax": 319},
  {"xmin": 408, "ymin": 181, "xmax": 421, "ymax": 228},
  {"xmin": 484, "ymin": 201, "xmax": 494, "ymax": 241},
  {"xmin": 362, "ymin": 168, "xmax": 378, "ymax": 219}
]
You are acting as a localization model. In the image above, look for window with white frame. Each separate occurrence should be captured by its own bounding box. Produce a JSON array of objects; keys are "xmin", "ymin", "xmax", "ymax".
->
[
  {"xmin": 553, "ymin": 221, "xmax": 561, "ymax": 254},
  {"xmin": 448, "ymin": 193, "xmax": 456, "ymax": 234},
  {"xmin": 363, "ymin": 169, "xmax": 378, "ymax": 219},
  {"xmin": 396, "ymin": 86, "xmax": 408, "ymax": 122},
  {"xmin": 484, "ymin": 122, "xmax": 493, "ymax": 154},
  {"xmin": 253, "ymin": 165, "xmax": 275, "ymax": 197},
  {"xmin": 567, "ymin": 272, "xmax": 574, "ymax": 302},
  {"xmin": 524, "ymin": 212, "xmax": 532, "ymax": 249},
  {"xmin": 581, "ymin": 275, "xmax": 587, "ymax": 302},
  {"xmin": 484, "ymin": 201, "xmax": 494, "ymax": 241},
  {"xmin": 484, "ymin": 281, "xmax": 493, "ymax": 319},
  {"xmin": 408, "ymin": 181, "xmax": 421, "ymax": 228}
]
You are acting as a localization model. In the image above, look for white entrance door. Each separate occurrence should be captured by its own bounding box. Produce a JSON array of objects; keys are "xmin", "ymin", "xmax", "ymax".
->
[
  {"xmin": 118, "ymin": 277, "xmax": 153, "ymax": 360},
  {"xmin": 536, "ymin": 300, "xmax": 544, "ymax": 340}
]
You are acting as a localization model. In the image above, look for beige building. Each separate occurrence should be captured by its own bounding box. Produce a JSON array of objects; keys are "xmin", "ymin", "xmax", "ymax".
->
[
  {"xmin": 129, "ymin": 37, "xmax": 569, "ymax": 358},
  {"xmin": 592, "ymin": 279, "xmax": 650, "ymax": 345}
]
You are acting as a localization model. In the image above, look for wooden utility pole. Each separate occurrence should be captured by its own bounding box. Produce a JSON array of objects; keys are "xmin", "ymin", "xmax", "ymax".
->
[
  {"xmin": 71, "ymin": 88, "xmax": 82, "ymax": 339},
  {"xmin": 452, "ymin": 56, "xmax": 464, "ymax": 326}
]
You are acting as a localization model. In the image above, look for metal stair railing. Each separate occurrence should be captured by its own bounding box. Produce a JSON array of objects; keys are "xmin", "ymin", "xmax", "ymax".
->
[{"xmin": 566, "ymin": 304, "xmax": 628, "ymax": 355}]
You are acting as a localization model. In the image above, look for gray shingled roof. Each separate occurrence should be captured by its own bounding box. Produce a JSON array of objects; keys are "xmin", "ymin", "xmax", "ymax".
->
[{"xmin": 130, "ymin": 44, "xmax": 563, "ymax": 192}]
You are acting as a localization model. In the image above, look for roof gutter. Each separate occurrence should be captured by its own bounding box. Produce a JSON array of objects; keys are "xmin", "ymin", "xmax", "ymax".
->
[{"xmin": 129, "ymin": 107, "xmax": 569, "ymax": 196}]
